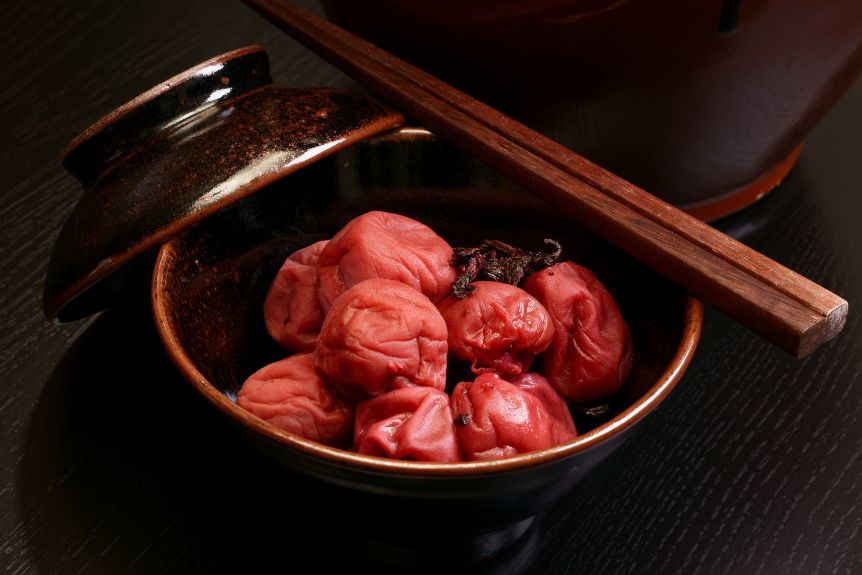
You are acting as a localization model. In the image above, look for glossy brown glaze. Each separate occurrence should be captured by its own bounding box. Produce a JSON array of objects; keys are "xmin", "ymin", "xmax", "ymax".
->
[
  {"xmin": 320, "ymin": 0, "xmax": 862, "ymax": 210},
  {"xmin": 44, "ymin": 47, "xmax": 404, "ymax": 322},
  {"xmin": 152, "ymin": 128, "xmax": 702, "ymax": 557}
]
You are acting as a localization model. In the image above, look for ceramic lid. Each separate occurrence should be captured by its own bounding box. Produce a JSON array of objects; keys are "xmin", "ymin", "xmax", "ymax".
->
[{"xmin": 44, "ymin": 46, "xmax": 404, "ymax": 321}]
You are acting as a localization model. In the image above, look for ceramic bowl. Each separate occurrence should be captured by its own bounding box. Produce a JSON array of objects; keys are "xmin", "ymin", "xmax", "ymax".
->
[
  {"xmin": 47, "ymin": 45, "xmax": 701, "ymax": 562},
  {"xmin": 151, "ymin": 126, "xmax": 702, "ymax": 560},
  {"xmin": 320, "ymin": 0, "xmax": 862, "ymax": 220}
]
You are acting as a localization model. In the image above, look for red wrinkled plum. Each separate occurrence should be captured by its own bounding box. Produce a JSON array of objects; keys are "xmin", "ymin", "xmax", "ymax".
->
[
  {"xmin": 236, "ymin": 353, "xmax": 353, "ymax": 446},
  {"xmin": 509, "ymin": 372, "xmax": 577, "ymax": 436},
  {"xmin": 313, "ymin": 278, "xmax": 448, "ymax": 401},
  {"xmin": 523, "ymin": 262, "xmax": 632, "ymax": 404},
  {"xmin": 263, "ymin": 240, "xmax": 328, "ymax": 352},
  {"xmin": 354, "ymin": 387, "xmax": 462, "ymax": 462},
  {"xmin": 450, "ymin": 373, "xmax": 577, "ymax": 461},
  {"xmin": 437, "ymin": 281, "xmax": 553, "ymax": 376},
  {"xmin": 316, "ymin": 211, "xmax": 456, "ymax": 312}
]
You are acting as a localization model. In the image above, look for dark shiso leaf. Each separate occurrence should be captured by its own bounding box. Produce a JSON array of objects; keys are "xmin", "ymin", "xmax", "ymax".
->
[{"xmin": 450, "ymin": 238, "xmax": 563, "ymax": 298}]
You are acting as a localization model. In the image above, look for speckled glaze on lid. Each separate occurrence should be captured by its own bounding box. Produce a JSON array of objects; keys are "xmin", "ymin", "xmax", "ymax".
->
[{"xmin": 44, "ymin": 46, "xmax": 404, "ymax": 322}]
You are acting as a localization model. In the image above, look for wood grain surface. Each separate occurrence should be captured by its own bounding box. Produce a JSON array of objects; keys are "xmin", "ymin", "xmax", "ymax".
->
[{"xmin": 1, "ymin": 0, "xmax": 860, "ymax": 573}]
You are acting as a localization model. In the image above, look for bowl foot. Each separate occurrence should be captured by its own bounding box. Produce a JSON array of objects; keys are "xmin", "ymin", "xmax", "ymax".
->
[{"xmin": 310, "ymin": 513, "xmax": 536, "ymax": 567}]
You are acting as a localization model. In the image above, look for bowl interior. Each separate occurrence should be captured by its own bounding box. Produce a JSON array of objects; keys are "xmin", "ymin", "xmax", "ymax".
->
[{"xmin": 153, "ymin": 128, "xmax": 700, "ymax": 479}]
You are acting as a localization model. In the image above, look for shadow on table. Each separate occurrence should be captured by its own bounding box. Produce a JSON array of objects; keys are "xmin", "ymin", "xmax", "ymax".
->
[{"xmin": 18, "ymin": 304, "xmax": 543, "ymax": 574}]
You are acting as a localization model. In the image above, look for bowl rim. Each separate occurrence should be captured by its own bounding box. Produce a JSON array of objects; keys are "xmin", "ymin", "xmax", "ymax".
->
[{"xmin": 152, "ymin": 232, "xmax": 702, "ymax": 477}]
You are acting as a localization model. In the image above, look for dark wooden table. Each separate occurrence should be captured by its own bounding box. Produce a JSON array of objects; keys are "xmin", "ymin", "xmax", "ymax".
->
[{"xmin": 2, "ymin": 1, "xmax": 860, "ymax": 573}]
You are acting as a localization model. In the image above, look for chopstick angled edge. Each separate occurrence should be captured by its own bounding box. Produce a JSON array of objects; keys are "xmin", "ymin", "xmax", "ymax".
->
[{"xmin": 243, "ymin": 0, "xmax": 848, "ymax": 357}]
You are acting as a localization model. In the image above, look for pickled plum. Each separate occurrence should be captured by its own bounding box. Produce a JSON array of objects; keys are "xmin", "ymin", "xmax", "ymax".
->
[
  {"xmin": 236, "ymin": 353, "xmax": 353, "ymax": 446},
  {"xmin": 523, "ymin": 262, "xmax": 632, "ymax": 404},
  {"xmin": 245, "ymin": 211, "xmax": 633, "ymax": 463},
  {"xmin": 509, "ymin": 372, "xmax": 577, "ymax": 436},
  {"xmin": 451, "ymin": 373, "xmax": 577, "ymax": 461},
  {"xmin": 313, "ymin": 278, "xmax": 448, "ymax": 401},
  {"xmin": 316, "ymin": 211, "xmax": 456, "ymax": 311},
  {"xmin": 263, "ymin": 240, "xmax": 328, "ymax": 352},
  {"xmin": 437, "ymin": 281, "xmax": 553, "ymax": 376},
  {"xmin": 354, "ymin": 386, "xmax": 461, "ymax": 462}
]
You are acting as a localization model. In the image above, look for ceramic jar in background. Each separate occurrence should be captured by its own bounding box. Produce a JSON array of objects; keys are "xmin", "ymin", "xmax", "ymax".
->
[{"xmin": 320, "ymin": 0, "xmax": 862, "ymax": 219}]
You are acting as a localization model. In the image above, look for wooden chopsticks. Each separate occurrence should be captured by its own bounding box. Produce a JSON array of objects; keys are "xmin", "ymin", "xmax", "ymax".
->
[{"xmin": 244, "ymin": 0, "xmax": 848, "ymax": 357}]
